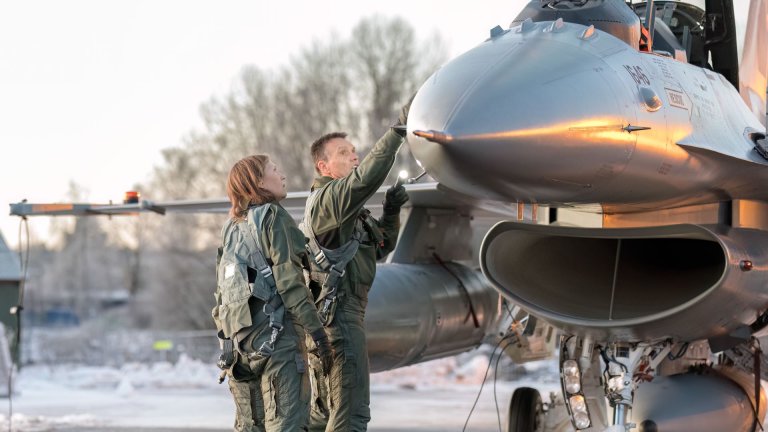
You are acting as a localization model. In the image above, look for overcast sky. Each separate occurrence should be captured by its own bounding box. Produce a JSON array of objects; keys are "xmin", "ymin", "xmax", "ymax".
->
[{"xmin": 0, "ymin": 0, "xmax": 751, "ymax": 248}]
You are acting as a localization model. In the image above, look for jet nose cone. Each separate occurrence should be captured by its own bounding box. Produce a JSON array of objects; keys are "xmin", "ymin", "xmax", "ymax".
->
[{"xmin": 408, "ymin": 22, "xmax": 635, "ymax": 203}]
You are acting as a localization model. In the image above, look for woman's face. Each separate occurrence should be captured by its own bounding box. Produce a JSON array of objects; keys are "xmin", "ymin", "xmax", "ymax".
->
[{"xmin": 260, "ymin": 160, "xmax": 287, "ymax": 201}]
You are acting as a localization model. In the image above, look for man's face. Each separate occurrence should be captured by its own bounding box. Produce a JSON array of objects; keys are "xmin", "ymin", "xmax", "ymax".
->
[{"xmin": 319, "ymin": 138, "xmax": 359, "ymax": 179}]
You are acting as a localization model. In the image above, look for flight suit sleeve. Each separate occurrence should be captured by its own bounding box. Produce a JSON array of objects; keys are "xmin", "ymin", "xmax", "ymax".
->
[
  {"xmin": 319, "ymin": 129, "xmax": 404, "ymax": 230},
  {"xmin": 211, "ymin": 300, "xmax": 224, "ymax": 339},
  {"xmin": 212, "ymin": 227, "xmax": 229, "ymax": 339},
  {"xmin": 262, "ymin": 205, "xmax": 324, "ymax": 335},
  {"xmin": 374, "ymin": 213, "xmax": 400, "ymax": 259}
]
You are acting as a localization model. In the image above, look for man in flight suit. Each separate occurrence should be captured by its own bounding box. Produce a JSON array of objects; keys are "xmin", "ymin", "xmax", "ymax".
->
[{"xmin": 304, "ymin": 101, "xmax": 411, "ymax": 431}]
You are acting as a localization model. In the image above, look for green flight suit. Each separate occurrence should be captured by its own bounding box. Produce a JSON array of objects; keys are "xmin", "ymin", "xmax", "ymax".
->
[
  {"xmin": 306, "ymin": 129, "xmax": 403, "ymax": 432},
  {"xmin": 213, "ymin": 202, "xmax": 324, "ymax": 432}
]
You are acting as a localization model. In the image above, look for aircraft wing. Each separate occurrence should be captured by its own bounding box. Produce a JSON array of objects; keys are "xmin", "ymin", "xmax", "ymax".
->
[
  {"xmin": 8, "ymin": 198, "xmax": 229, "ymax": 217},
  {"xmin": 8, "ymin": 180, "xmax": 527, "ymax": 273},
  {"xmin": 10, "ymin": 181, "xmax": 556, "ymax": 368},
  {"xmin": 9, "ymin": 181, "xmax": 519, "ymax": 221}
]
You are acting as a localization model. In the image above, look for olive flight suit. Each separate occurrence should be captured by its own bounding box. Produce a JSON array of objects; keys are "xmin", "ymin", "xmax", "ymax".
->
[
  {"xmin": 306, "ymin": 129, "xmax": 404, "ymax": 432},
  {"xmin": 213, "ymin": 203, "xmax": 325, "ymax": 432}
]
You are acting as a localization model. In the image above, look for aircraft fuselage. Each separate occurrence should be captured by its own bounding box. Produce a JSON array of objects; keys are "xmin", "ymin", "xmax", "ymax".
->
[{"xmin": 409, "ymin": 19, "xmax": 766, "ymax": 213}]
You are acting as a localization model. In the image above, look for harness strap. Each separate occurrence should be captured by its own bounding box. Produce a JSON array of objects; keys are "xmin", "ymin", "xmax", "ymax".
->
[
  {"xmin": 241, "ymin": 205, "xmax": 285, "ymax": 356},
  {"xmin": 245, "ymin": 206, "xmax": 278, "ymax": 300},
  {"xmin": 301, "ymin": 186, "xmax": 363, "ymax": 306}
]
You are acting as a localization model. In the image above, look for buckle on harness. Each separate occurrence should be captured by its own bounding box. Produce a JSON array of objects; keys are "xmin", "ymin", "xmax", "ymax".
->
[
  {"xmin": 329, "ymin": 266, "xmax": 345, "ymax": 277},
  {"xmin": 259, "ymin": 267, "xmax": 273, "ymax": 278},
  {"xmin": 318, "ymin": 296, "xmax": 337, "ymax": 326},
  {"xmin": 255, "ymin": 341, "xmax": 274, "ymax": 357},
  {"xmin": 324, "ymin": 266, "xmax": 345, "ymax": 289},
  {"xmin": 321, "ymin": 297, "xmax": 334, "ymax": 315},
  {"xmin": 253, "ymin": 325, "xmax": 283, "ymax": 358},
  {"xmin": 315, "ymin": 250, "xmax": 328, "ymax": 266}
]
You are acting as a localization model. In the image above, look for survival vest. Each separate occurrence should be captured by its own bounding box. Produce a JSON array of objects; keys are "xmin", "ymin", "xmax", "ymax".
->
[
  {"xmin": 300, "ymin": 186, "xmax": 384, "ymax": 325},
  {"xmin": 215, "ymin": 204, "xmax": 284, "ymax": 358}
]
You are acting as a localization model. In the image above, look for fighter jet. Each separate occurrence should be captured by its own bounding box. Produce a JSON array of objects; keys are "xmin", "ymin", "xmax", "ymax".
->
[
  {"xmin": 10, "ymin": 0, "xmax": 768, "ymax": 431},
  {"xmin": 407, "ymin": 0, "xmax": 768, "ymax": 430}
]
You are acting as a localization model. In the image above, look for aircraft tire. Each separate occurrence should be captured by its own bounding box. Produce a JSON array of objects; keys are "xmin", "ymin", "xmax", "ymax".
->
[{"xmin": 508, "ymin": 386, "xmax": 542, "ymax": 432}]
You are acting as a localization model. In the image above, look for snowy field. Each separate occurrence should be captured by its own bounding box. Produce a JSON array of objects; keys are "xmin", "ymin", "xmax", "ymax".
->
[{"xmin": 0, "ymin": 354, "xmax": 560, "ymax": 432}]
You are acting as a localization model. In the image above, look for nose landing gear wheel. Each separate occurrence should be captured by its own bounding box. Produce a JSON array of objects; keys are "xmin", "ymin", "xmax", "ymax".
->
[{"xmin": 508, "ymin": 387, "xmax": 542, "ymax": 432}]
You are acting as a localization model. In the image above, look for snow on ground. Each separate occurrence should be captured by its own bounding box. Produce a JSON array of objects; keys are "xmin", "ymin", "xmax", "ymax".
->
[
  {"xmin": 0, "ymin": 354, "xmax": 560, "ymax": 431},
  {"xmin": 1, "ymin": 355, "xmax": 232, "ymax": 430}
]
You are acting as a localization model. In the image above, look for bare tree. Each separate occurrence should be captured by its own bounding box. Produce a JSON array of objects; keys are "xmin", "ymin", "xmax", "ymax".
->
[
  {"xmin": 349, "ymin": 16, "xmax": 448, "ymax": 178},
  {"xmin": 38, "ymin": 183, "xmax": 127, "ymax": 321},
  {"xmin": 26, "ymin": 17, "xmax": 448, "ymax": 333},
  {"xmin": 134, "ymin": 16, "xmax": 447, "ymax": 330}
]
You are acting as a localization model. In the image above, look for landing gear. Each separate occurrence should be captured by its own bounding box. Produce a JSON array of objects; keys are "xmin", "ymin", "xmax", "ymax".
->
[
  {"xmin": 557, "ymin": 336, "xmax": 672, "ymax": 430},
  {"xmin": 508, "ymin": 387, "xmax": 543, "ymax": 432}
]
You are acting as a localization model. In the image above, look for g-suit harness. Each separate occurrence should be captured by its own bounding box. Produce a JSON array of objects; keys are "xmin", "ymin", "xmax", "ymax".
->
[{"xmin": 216, "ymin": 205, "xmax": 286, "ymax": 376}]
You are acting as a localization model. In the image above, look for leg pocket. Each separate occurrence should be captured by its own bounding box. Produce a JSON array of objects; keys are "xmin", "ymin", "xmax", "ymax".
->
[
  {"xmin": 228, "ymin": 379, "xmax": 262, "ymax": 432},
  {"xmin": 263, "ymin": 362, "xmax": 307, "ymax": 428},
  {"xmin": 309, "ymin": 354, "xmax": 329, "ymax": 417},
  {"xmin": 341, "ymin": 351, "xmax": 357, "ymax": 389},
  {"xmin": 264, "ymin": 375, "xmax": 280, "ymax": 421}
]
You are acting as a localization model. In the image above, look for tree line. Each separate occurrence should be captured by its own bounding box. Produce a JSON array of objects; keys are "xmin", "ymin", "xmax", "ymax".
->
[{"xmin": 25, "ymin": 16, "xmax": 447, "ymax": 332}]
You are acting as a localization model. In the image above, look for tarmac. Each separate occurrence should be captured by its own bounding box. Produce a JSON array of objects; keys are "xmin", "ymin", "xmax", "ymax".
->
[
  {"xmin": 17, "ymin": 387, "xmax": 519, "ymax": 432},
  {"xmin": 2, "ymin": 365, "xmax": 556, "ymax": 432}
]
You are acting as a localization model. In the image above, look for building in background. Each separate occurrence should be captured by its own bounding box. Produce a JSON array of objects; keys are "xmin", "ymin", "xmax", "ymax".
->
[{"xmin": 0, "ymin": 231, "xmax": 21, "ymax": 367}]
